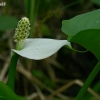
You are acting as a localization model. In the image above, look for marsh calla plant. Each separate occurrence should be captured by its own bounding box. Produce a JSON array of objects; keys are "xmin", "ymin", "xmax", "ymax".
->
[
  {"xmin": 3, "ymin": 9, "xmax": 100, "ymax": 100},
  {"xmin": 12, "ymin": 17, "xmax": 71, "ymax": 60},
  {"xmin": 7, "ymin": 17, "xmax": 71, "ymax": 92}
]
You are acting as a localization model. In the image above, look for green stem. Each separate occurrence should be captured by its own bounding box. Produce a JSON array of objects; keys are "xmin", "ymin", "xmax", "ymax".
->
[
  {"xmin": 7, "ymin": 52, "xmax": 19, "ymax": 91},
  {"xmin": 29, "ymin": 0, "xmax": 35, "ymax": 37},
  {"xmin": 24, "ymin": 0, "xmax": 29, "ymax": 16},
  {"xmin": 30, "ymin": 0, "xmax": 35, "ymax": 24},
  {"xmin": 5, "ymin": 0, "xmax": 11, "ymax": 14},
  {"xmin": 75, "ymin": 61, "xmax": 100, "ymax": 100}
]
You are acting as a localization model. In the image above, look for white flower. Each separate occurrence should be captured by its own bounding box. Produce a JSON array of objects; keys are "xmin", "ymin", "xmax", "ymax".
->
[
  {"xmin": 12, "ymin": 38, "xmax": 71, "ymax": 60},
  {"xmin": 12, "ymin": 17, "xmax": 71, "ymax": 60}
]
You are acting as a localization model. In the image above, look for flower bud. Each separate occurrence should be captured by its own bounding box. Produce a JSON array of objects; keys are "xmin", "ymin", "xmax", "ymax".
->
[{"xmin": 14, "ymin": 17, "xmax": 30, "ymax": 42}]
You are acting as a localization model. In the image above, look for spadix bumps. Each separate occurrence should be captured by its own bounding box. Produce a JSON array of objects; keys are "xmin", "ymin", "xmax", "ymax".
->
[{"xmin": 14, "ymin": 17, "xmax": 30, "ymax": 42}]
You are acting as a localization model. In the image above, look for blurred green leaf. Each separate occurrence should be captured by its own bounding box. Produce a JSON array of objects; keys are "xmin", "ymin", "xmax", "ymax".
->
[
  {"xmin": 0, "ymin": 16, "xmax": 18, "ymax": 31},
  {"xmin": 39, "ymin": 0, "xmax": 62, "ymax": 16},
  {"xmin": 61, "ymin": 9, "xmax": 100, "ymax": 60},
  {"xmin": 88, "ymin": 97, "xmax": 97, "ymax": 100},
  {"xmin": 40, "ymin": 24, "xmax": 51, "ymax": 36},
  {"xmin": 44, "ymin": 78, "xmax": 54, "ymax": 88},
  {"xmin": 32, "ymin": 70, "xmax": 54, "ymax": 88},
  {"xmin": 0, "ymin": 81, "xmax": 21, "ymax": 100},
  {"xmin": 91, "ymin": 0, "xmax": 100, "ymax": 6},
  {"xmin": 33, "ymin": 70, "xmax": 44, "ymax": 78},
  {"xmin": 18, "ymin": 96, "xmax": 27, "ymax": 100}
]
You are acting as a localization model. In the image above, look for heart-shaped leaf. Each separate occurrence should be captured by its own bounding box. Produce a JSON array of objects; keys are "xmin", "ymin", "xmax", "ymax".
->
[
  {"xmin": 61, "ymin": 9, "xmax": 100, "ymax": 60},
  {"xmin": 62, "ymin": 9, "xmax": 100, "ymax": 36}
]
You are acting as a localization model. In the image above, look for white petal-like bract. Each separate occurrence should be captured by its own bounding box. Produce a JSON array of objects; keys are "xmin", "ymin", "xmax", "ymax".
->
[{"xmin": 12, "ymin": 38, "xmax": 71, "ymax": 60}]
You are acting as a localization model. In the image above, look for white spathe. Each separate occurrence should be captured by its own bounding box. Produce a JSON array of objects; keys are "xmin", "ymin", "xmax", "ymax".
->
[{"xmin": 12, "ymin": 38, "xmax": 71, "ymax": 60}]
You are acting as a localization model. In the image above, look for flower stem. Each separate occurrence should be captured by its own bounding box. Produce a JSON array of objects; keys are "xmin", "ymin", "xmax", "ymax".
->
[
  {"xmin": 75, "ymin": 61, "xmax": 100, "ymax": 100},
  {"xmin": 7, "ymin": 52, "xmax": 19, "ymax": 91}
]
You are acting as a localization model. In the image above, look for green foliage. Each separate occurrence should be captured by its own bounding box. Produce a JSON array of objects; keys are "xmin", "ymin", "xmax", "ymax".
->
[
  {"xmin": 39, "ymin": 0, "xmax": 62, "ymax": 15},
  {"xmin": 33, "ymin": 70, "xmax": 44, "ymax": 78},
  {"xmin": 91, "ymin": 0, "xmax": 100, "ymax": 6},
  {"xmin": 84, "ymin": 80, "xmax": 100, "ymax": 99},
  {"xmin": 62, "ymin": 9, "xmax": 100, "ymax": 36},
  {"xmin": 0, "ymin": 16, "xmax": 18, "ymax": 31},
  {"xmin": 62, "ymin": 8, "xmax": 100, "ymax": 100},
  {"xmin": 68, "ymin": 29, "xmax": 100, "ymax": 60},
  {"xmin": 32, "ymin": 70, "xmax": 54, "ymax": 88},
  {"xmin": 0, "ymin": 81, "xmax": 21, "ymax": 100},
  {"xmin": 62, "ymin": 9, "xmax": 100, "ymax": 60},
  {"xmin": 40, "ymin": 24, "xmax": 51, "ymax": 36}
]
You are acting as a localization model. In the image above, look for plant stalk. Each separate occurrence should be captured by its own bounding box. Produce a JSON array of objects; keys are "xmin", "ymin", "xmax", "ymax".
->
[
  {"xmin": 75, "ymin": 61, "xmax": 100, "ymax": 100},
  {"xmin": 7, "ymin": 52, "xmax": 19, "ymax": 91}
]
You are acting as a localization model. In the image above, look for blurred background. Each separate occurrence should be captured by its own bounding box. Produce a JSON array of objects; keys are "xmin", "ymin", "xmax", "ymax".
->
[{"xmin": 0, "ymin": 0, "xmax": 100, "ymax": 100}]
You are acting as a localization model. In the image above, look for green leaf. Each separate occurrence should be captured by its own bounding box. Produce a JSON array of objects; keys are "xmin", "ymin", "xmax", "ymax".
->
[
  {"xmin": 68, "ymin": 29, "xmax": 100, "ymax": 60},
  {"xmin": 61, "ymin": 9, "xmax": 100, "ymax": 36},
  {"xmin": 0, "ymin": 16, "xmax": 18, "ymax": 31},
  {"xmin": 61, "ymin": 9, "xmax": 100, "ymax": 60},
  {"xmin": 91, "ymin": 0, "xmax": 100, "ymax": 6},
  {"xmin": 0, "ymin": 81, "xmax": 21, "ymax": 100},
  {"xmin": 33, "ymin": 70, "xmax": 44, "ymax": 78}
]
